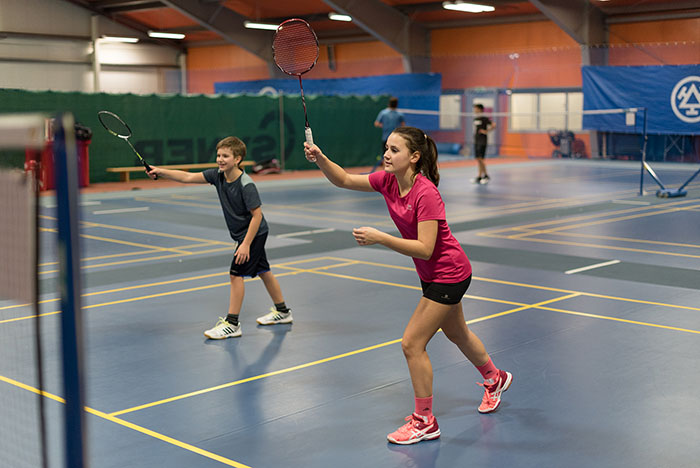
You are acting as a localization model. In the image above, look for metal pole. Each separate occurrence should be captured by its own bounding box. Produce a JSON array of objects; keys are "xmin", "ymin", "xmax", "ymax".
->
[
  {"xmin": 90, "ymin": 16, "xmax": 101, "ymax": 93},
  {"xmin": 639, "ymin": 108, "xmax": 648, "ymax": 196},
  {"xmin": 279, "ymin": 91, "xmax": 285, "ymax": 172},
  {"xmin": 54, "ymin": 113, "xmax": 88, "ymax": 468}
]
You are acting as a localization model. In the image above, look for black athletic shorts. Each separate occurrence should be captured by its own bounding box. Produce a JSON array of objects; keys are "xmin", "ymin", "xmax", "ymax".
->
[
  {"xmin": 230, "ymin": 231, "xmax": 270, "ymax": 278},
  {"xmin": 420, "ymin": 275, "xmax": 472, "ymax": 305},
  {"xmin": 474, "ymin": 143, "xmax": 487, "ymax": 159}
]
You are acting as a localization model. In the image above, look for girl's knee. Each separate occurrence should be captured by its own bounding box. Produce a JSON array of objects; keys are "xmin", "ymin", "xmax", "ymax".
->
[{"xmin": 401, "ymin": 336, "xmax": 425, "ymax": 358}]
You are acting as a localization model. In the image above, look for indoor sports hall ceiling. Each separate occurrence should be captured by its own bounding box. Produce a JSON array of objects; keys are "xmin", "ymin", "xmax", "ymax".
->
[{"xmin": 63, "ymin": 0, "xmax": 700, "ymax": 49}]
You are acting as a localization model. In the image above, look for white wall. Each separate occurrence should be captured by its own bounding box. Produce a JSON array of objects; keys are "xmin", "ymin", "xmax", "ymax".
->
[{"xmin": 0, "ymin": 0, "xmax": 183, "ymax": 94}]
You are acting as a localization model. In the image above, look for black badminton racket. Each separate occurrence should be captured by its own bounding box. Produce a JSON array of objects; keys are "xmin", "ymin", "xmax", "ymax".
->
[
  {"xmin": 97, "ymin": 110, "xmax": 156, "ymax": 179},
  {"xmin": 273, "ymin": 18, "xmax": 319, "ymax": 147}
]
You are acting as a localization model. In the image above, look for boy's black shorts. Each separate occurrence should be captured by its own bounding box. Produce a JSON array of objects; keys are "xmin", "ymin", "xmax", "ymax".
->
[
  {"xmin": 420, "ymin": 275, "xmax": 472, "ymax": 305},
  {"xmin": 230, "ymin": 231, "xmax": 270, "ymax": 278},
  {"xmin": 474, "ymin": 143, "xmax": 487, "ymax": 159}
]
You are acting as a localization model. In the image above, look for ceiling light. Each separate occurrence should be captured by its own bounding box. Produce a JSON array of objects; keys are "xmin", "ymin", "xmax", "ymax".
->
[
  {"xmin": 442, "ymin": 2, "xmax": 495, "ymax": 13},
  {"xmin": 148, "ymin": 31, "xmax": 186, "ymax": 39},
  {"xmin": 328, "ymin": 13, "xmax": 352, "ymax": 22},
  {"xmin": 99, "ymin": 36, "xmax": 139, "ymax": 43},
  {"xmin": 243, "ymin": 21, "xmax": 279, "ymax": 31}
]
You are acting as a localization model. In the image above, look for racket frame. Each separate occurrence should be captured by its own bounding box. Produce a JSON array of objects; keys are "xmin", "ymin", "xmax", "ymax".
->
[
  {"xmin": 97, "ymin": 110, "xmax": 155, "ymax": 177},
  {"xmin": 272, "ymin": 18, "xmax": 319, "ymax": 146}
]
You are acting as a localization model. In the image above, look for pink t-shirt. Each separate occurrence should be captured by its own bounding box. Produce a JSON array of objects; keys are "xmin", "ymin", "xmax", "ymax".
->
[{"xmin": 368, "ymin": 171, "xmax": 471, "ymax": 283}]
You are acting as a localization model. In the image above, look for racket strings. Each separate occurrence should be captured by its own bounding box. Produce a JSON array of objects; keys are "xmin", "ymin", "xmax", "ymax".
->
[
  {"xmin": 273, "ymin": 21, "xmax": 319, "ymax": 75},
  {"xmin": 98, "ymin": 111, "xmax": 131, "ymax": 138}
]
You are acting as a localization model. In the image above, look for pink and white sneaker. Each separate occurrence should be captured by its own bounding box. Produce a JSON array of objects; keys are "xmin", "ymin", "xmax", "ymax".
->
[
  {"xmin": 478, "ymin": 369, "xmax": 513, "ymax": 413},
  {"xmin": 387, "ymin": 413, "xmax": 440, "ymax": 445}
]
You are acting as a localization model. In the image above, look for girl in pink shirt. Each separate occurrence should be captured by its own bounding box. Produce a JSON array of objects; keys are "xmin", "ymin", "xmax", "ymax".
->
[{"xmin": 304, "ymin": 126, "xmax": 512, "ymax": 445}]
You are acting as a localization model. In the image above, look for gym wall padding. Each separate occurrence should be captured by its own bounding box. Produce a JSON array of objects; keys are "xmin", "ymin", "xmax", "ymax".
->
[{"xmin": 0, "ymin": 89, "xmax": 387, "ymax": 183}]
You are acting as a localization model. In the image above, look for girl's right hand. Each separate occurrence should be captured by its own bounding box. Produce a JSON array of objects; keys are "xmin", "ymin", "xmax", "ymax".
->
[{"xmin": 304, "ymin": 142, "xmax": 321, "ymax": 163}]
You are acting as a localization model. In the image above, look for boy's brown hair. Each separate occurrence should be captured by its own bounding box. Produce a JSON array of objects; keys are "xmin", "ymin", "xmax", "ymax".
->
[{"xmin": 216, "ymin": 136, "xmax": 247, "ymax": 161}]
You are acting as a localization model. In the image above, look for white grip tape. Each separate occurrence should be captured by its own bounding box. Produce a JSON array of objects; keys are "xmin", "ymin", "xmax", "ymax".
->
[{"xmin": 305, "ymin": 127, "xmax": 314, "ymax": 146}]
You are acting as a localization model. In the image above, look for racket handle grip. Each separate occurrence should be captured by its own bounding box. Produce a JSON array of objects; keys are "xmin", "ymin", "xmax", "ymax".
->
[
  {"xmin": 144, "ymin": 162, "xmax": 157, "ymax": 180},
  {"xmin": 305, "ymin": 127, "xmax": 314, "ymax": 146}
]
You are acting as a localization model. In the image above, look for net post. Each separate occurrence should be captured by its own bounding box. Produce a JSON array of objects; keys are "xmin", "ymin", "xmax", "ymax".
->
[
  {"xmin": 639, "ymin": 108, "xmax": 648, "ymax": 196},
  {"xmin": 278, "ymin": 90, "xmax": 285, "ymax": 172},
  {"xmin": 53, "ymin": 112, "xmax": 88, "ymax": 468}
]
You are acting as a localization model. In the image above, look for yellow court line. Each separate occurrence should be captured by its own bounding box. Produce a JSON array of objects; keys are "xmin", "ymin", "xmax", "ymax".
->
[
  {"xmin": 88, "ymin": 408, "xmax": 252, "ymax": 468},
  {"xmin": 480, "ymin": 197, "xmax": 699, "ymax": 235},
  {"xmin": 40, "ymin": 248, "xmax": 171, "ymax": 267},
  {"xmin": 539, "ymin": 305, "xmax": 700, "ymax": 335},
  {"xmin": 6, "ymin": 254, "xmax": 699, "ymax": 327},
  {"xmin": 478, "ymin": 232, "xmax": 700, "ymax": 259},
  {"xmin": 314, "ymin": 258, "xmax": 700, "ymax": 312},
  {"xmin": 133, "ymin": 197, "xmax": 218, "ymax": 209},
  {"xmin": 139, "ymin": 193, "xmax": 391, "ymax": 221},
  {"xmin": 507, "ymin": 202, "xmax": 700, "ymax": 238},
  {"xmin": 507, "ymin": 228, "xmax": 700, "ymax": 250},
  {"xmin": 266, "ymin": 204, "xmax": 391, "ymax": 220},
  {"xmin": 0, "ymin": 375, "xmax": 66, "ymax": 404},
  {"xmin": 3, "ymin": 257, "xmax": 332, "ymax": 313},
  {"xmin": 39, "ymin": 246, "xmax": 235, "ymax": 275},
  {"xmin": 111, "ymin": 295, "xmax": 559, "ymax": 417},
  {"xmin": 474, "ymin": 276, "xmax": 700, "ymax": 312},
  {"xmin": 263, "ymin": 208, "xmax": 396, "ymax": 227},
  {"xmin": 0, "ymin": 272, "xmax": 230, "ymax": 311},
  {"xmin": 0, "ymin": 376, "xmax": 251, "ymax": 468},
  {"xmin": 446, "ymin": 187, "xmax": 644, "ymax": 219},
  {"xmin": 110, "ymin": 292, "xmax": 634, "ymax": 417},
  {"xmin": 78, "ymin": 234, "xmax": 193, "ymax": 255},
  {"xmin": 0, "ymin": 271, "xmax": 303, "ymax": 324},
  {"xmin": 40, "ymin": 214, "xmax": 230, "ymax": 244}
]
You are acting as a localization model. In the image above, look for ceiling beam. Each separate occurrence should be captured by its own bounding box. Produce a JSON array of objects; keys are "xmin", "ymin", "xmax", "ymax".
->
[
  {"xmin": 322, "ymin": 0, "xmax": 430, "ymax": 73},
  {"xmin": 60, "ymin": 0, "xmax": 184, "ymax": 50},
  {"xmin": 529, "ymin": 0, "xmax": 607, "ymax": 65},
  {"xmin": 158, "ymin": 0, "xmax": 283, "ymax": 76}
]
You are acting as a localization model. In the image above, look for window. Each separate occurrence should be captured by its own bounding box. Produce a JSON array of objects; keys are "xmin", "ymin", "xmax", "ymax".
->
[{"xmin": 509, "ymin": 91, "xmax": 582, "ymax": 132}]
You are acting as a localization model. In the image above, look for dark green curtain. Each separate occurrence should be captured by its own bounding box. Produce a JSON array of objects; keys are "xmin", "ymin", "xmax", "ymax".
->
[{"xmin": 0, "ymin": 89, "xmax": 387, "ymax": 182}]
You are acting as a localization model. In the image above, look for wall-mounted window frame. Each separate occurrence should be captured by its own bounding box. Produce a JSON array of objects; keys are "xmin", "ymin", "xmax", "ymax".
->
[{"xmin": 508, "ymin": 88, "xmax": 583, "ymax": 132}]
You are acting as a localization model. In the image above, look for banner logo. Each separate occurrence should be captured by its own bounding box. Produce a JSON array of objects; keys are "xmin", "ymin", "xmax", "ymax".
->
[{"xmin": 670, "ymin": 75, "xmax": 700, "ymax": 124}]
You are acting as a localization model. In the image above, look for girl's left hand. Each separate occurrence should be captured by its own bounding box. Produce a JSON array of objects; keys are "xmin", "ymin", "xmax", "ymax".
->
[{"xmin": 352, "ymin": 227, "xmax": 382, "ymax": 246}]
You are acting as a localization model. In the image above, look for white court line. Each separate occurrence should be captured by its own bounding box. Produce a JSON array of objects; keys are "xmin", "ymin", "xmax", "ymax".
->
[
  {"xmin": 565, "ymin": 259, "xmax": 621, "ymax": 275},
  {"xmin": 612, "ymin": 200, "xmax": 651, "ymax": 205},
  {"xmin": 276, "ymin": 228, "xmax": 336, "ymax": 238},
  {"xmin": 45, "ymin": 201, "xmax": 102, "ymax": 208},
  {"xmin": 92, "ymin": 207, "xmax": 150, "ymax": 215}
]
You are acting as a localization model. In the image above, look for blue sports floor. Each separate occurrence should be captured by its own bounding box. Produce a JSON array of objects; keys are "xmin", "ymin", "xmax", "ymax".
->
[{"xmin": 2, "ymin": 158, "xmax": 700, "ymax": 468}]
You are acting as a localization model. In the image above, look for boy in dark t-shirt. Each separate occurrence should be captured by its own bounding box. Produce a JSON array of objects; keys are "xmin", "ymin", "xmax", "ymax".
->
[
  {"xmin": 147, "ymin": 137, "xmax": 292, "ymax": 339},
  {"xmin": 472, "ymin": 104, "xmax": 495, "ymax": 184}
]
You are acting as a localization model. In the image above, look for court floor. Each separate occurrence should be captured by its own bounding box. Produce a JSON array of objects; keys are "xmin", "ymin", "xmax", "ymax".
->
[{"xmin": 2, "ymin": 158, "xmax": 700, "ymax": 468}]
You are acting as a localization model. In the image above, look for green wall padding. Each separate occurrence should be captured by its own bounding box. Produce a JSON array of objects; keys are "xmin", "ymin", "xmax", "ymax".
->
[{"xmin": 0, "ymin": 89, "xmax": 387, "ymax": 183}]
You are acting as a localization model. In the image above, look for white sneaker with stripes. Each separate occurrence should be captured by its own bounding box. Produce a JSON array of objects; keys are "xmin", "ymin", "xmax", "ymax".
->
[
  {"xmin": 204, "ymin": 317, "xmax": 241, "ymax": 339},
  {"xmin": 256, "ymin": 307, "xmax": 293, "ymax": 325}
]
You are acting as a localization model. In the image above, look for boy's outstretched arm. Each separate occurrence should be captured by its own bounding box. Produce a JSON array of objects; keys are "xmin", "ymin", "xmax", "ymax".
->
[
  {"xmin": 147, "ymin": 166, "xmax": 206, "ymax": 183},
  {"xmin": 304, "ymin": 142, "xmax": 373, "ymax": 192}
]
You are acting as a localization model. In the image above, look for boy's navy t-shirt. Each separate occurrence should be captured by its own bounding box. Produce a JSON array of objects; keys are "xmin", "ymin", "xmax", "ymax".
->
[{"xmin": 202, "ymin": 168, "xmax": 268, "ymax": 242}]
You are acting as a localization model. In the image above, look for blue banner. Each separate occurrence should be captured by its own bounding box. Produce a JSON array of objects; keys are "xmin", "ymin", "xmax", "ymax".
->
[
  {"xmin": 215, "ymin": 73, "xmax": 441, "ymax": 130},
  {"xmin": 582, "ymin": 65, "xmax": 700, "ymax": 135}
]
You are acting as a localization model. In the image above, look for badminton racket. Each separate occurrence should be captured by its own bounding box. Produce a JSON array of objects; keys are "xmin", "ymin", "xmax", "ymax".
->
[
  {"xmin": 273, "ymin": 18, "xmax": 319, "ymax": 147},
  {"xmin": 97, "ymin": 110, "xmax": 156, "ymax": 179}
]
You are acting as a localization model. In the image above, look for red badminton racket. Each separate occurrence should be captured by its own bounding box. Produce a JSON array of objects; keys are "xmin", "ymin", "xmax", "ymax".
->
[{"xmin": 273, "ymin": 18, "xmax": 319, "ymax": 146}]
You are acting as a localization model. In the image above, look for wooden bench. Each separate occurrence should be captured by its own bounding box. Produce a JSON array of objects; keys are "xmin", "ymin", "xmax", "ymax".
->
[{"xmin": 106, "ymin": 161, "xmax": 254, "ymax": 182}]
